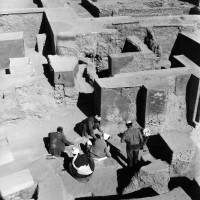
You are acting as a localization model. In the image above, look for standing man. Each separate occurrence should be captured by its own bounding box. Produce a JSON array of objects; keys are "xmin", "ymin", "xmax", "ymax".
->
[
  {"xmin": 79, "ymin": 115, "xmax": 104, "ymax": 139},
  {"xmin": 121, "ymin": 121, "xmax": 143, "ymax": 170},
  {"xmin": 48, "ymin": 126, "xmax": 74, "ymax": 157}
]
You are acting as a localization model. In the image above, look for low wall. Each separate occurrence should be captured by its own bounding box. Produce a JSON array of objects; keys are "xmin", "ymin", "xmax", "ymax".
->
[
  {"xmin": 0, "ymin": 9, "xmax": 43, "ymax": 48},
  {"xmin": 106, "ymin": 23, "xmax": 197, "ymax": 66},
  {"xmin": 94, "ymin": 67, "xmax": 191, "ymax": 134},
  {"xmin": 56, "ymin": 31, "xmax": 124, "ymax": 72},
  {"xmin": 82, "ymin": 0, "xmax": 192, "ymax": 17},
  {"xmin": 110, "ymin": 50, "xmax": 156, "ymax": 76}
]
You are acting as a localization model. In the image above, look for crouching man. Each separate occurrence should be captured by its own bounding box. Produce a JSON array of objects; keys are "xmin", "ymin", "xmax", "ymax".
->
[
  {"xmin": 48, "ymin": 126, "xmax": 74, "ymax": 158},
  {"xmin": 87, "ymin": 133, "xmax": 111, "ymax": 161},
  {"xmin": 78, "ymin": 115, "xmax": 104, "ymax": 139},
  {"xmin": 69, "ymin": 147, "xmax": 95, "ymax": 183}
]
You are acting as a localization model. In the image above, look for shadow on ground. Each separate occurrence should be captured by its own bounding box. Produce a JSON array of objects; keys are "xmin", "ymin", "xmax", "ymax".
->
[
  {"xmin": 77, "ymin": 92, "xmax": 95, "ymax": 117},
  {"xmin": 147, "ymin": 134, "xmax": 173, "ymax": 164},
  {"xmin": 107, "ymin": 141, "xmax": 127, "ymax": 168},
  {"xmin": 169, "ymin": 177, "xmax": 200, "ymax": 200},
  {"xmin": 75, "ymin": 187, "xmax": 157, "ymax": 199},
  {"xmin": 43, "ymin": 136, "xmax": 50, "ymax": 153}
]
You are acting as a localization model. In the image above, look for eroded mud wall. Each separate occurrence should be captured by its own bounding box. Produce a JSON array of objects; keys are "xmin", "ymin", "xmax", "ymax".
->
[
  {"xmin": 56, "ymin": 31, "xmax": 125, "ymax": 72},
  {"xmin": 106, "ymin": 23, "xmax": 196, "ymax": 68},
  {"xmin": 0, "ymin": 10, "xmax": 43, "ymax": 48}
]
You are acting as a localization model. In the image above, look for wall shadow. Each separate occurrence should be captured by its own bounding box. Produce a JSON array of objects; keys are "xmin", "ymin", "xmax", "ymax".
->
[
  {"xmin": 43, "ymin": 136, "xmax": 50, "ymax": 153},
  {"xmin": 136, "ymin": 86, "xmax": 147, "ymax": 128},
  {"xmin": 122, "ymin": 39, "xmax": 140, "ymax": 53},
  {"xmin": 107, "ymin": 141, "xmax": 127, "ymax": 168},
  {"xmin": 169, "ymin": 33, "xmax": 186, "ymax": 68},
  {"xmin": 0, "ymin": 193, "xmax": 4, "ymax": 200},
  {"xmin": 81, "ymin": 0, "xmax": 100, "ymax": 17},
  {"xmin": 36, "ymin": 12, "xmax": 55, "ymax": 56},
  {"xmin": 190, "ymin": 6, "xmax": 200, "ymax": 14},
  {"xmin": 33, "ymin": 0, "xmax": 43, "ymax": 7},
  {"xmin": 179, "ymin": 0, "xmax": 199, "ymax": 6},
  {"xmin": 169, "ymin": 177, "xmax": 200, "ymax": 200},
  {"xmin": 116, "ymin": 167, "xmax": 135, "ymax": 195},
  {"xmin": 75, "ymin": 187, "xmax": 157, "ymax": 199},
  {"xmin": 42, "ymin": 63, "xmax": 54, "ymax": 87},
  {"xmin": 186, "ymin": 74, "xmax": 200, "ymax": 126},
  {"xmin": 147, "ymin": 135, "xmax": 173, "ymax": 164},
  {"xmin": 97, "ymin": 68, "xmax": 111, "ymax": 78},
  {"xmin": 77, "ymin": 92, "xmax": 95, "ymax": 117}
]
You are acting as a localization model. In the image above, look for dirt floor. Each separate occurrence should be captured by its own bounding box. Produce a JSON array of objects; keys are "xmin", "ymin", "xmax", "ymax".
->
[
  {"xmin": 0, "ymin": 101, "xmax": 200, "ymax": 199},
  {"xmin": 0, "ymin": 0, "xmax": 38, "ymax": 9},
  {"xmin": 0, "ymin": 48, "xmax": 200, "ymax": 200},
  {"xmin": 0, "ymin": 104, "xmax": 125, "ymax": 199}
]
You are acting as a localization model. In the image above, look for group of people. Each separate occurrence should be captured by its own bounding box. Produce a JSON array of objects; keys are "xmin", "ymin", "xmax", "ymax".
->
[{"xmin": 47, "ymin": 115, "xmax": 150, "ymax": 182}]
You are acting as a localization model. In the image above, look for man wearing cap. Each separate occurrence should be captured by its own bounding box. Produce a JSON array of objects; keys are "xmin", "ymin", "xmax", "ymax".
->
[
  {"xmin": 69, "ymin": 147, "xmax": 95, "ymax": 182},
  {"xmin": 48, "ymin": 126, "xmax": 74, "ymax": 157},
  {"xmin": 87, "ymin": 133, "xmax": 111, "ymax": 160},
  {"xmin": 121, "ymin": 121, "xmax": 144, "ymax": 169},
  {"xmin": 79, "ymin": 115, "xmax": 104, "ymax": 139}
]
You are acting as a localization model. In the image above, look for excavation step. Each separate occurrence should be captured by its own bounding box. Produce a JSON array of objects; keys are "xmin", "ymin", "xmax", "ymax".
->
[{"xmin": 0, "ymin": 169, "xmax": 34, "ymax": 197}]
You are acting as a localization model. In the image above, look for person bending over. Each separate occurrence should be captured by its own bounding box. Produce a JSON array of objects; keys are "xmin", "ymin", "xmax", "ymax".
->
[
  {"xmin": 79, "ymin": 115, "xmax": 104, "ymax": 139},
  {"xmin": 48, "ymin": 126, "xmax": 74, "ymax": 157}
]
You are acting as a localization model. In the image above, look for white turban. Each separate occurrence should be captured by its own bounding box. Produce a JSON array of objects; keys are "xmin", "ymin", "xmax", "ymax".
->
[
  {"xmin": 87, "ymin": 140, "xmax": 92, "ymax": 146},
  {"xmin": 103, "ymin": 133, "xmax": 110, "ymax": 140},
  {"xmin": 126, "ymin": 120, "xmax": 132, "ymax": 125},
  {"xmin": 95, "ymin": 115, "xmax": 101, "ymax": 121},
  {"xmin": 143, "ymin": 128, "xmax": 151, "ymax": 137}
]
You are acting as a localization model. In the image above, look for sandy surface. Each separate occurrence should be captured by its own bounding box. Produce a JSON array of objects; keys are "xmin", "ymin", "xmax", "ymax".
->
[
  {"xmin": 0, "ymin": 0, "xmax": 38, "ymax": 9},
  {"xmin": 1, "ymin": 104, "xmax": 200, "ymax": 199},
  {"xmin": 0, "ymin": 105, "xmax": 127, "ymax": 199}
]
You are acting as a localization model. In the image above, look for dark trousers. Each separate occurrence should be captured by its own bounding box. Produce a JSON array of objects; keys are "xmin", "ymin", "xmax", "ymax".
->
[
  {"xmin": 79, "ymin": 123, "xmax": 88, "ymax": 138},
  {"xmin": 126, "ymin": 146, "xmax": 139, "ymax": 168}
]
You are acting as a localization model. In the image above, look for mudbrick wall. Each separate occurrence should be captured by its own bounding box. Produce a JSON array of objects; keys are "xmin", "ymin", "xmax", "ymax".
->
[
  {"xmin": 56, "ymin": 31, "xmax": 125, "ymax": 72},
  {"xmin": 106, "ymin": 23, "xmax": 197, "ymax": 69},
  {"xmin": 109, "ymin": 36, "xmax": 157, "ymax": 75},
  {"xmin": 0, "ymin": 78, "xmax": 56, "ymax": 125},
  {"xmin": 54, "ymin": 19, "xmax": 198, "ymax": 73},
  {"xmin": 0, "ymin": 10, "xmax": 43, "ymax": 48},
  {"xmin": 94, "ymin": 67, "xmax": 191, "ymax": 135},
  {"xmin": 82, "ymin": 0, "xmax": 192, "ymax": 17}
]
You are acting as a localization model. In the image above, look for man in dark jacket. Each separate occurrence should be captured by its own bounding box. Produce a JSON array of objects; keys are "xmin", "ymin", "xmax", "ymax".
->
[
  {"xmin": 48, "ymin": 126, "xmax": 74, "ymax": 157},
  {"xmin": 79, "ymin": 115, "xmax": 104, "ymax": 139},
  {"xmin": 121, "ymin": 121, "xmax": 143, "ymax": 169}
]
